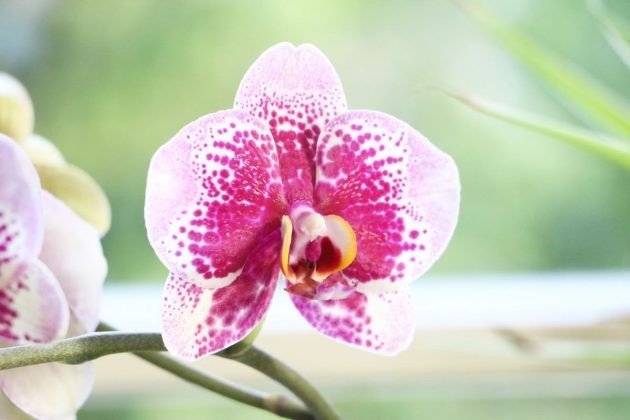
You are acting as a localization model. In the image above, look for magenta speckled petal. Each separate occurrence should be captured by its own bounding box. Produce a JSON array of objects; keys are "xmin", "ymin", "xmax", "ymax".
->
[
  {"xmin": 39, "ymin": 192, "xmax": 107, "ymax": 333},
  {"xmin": 145, "ymin": 110, "xmax": 286, "ymax": 288},
  {"xmin": 162, "ymin": 230, "xmax": 281, "ymax": 360},
  {"xmin": 314, "ymin": 110, "xmax": 460, "ymax": 286},
  {"xmin": 291, "ymin": 286, "xmax": 414, "ymax": 355},
  {"xmin": 0, "ymin": 260, "xmax": 68, "ymax": 345},
  {"xmin": 234, "ymin": 43, "xmax": 348, "ymax": 203},
  {"xmin": 0, "ymin": 362, "xmax": 94, "ymax": 419},
  {"xmin": 0, "ymin": 135, "xmax": 43, "ymax": 286}
]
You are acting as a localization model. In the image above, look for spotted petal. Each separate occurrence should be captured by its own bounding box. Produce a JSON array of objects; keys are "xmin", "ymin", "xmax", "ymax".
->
[
  {"xmin": 162, "ymin": 230, "xmax": 281, "ymax": 360},
  {"xmin": 39, "ymin": 192, "xmax": 107, "ymax": 332},
  {"xmin": 146, "ymin": 110, "xmax": 286, "ymax": 288},
  {"xmin": 0, "ymin": 362, "xmax": 94, "ymax": 419},
  {"xmin": 0, "ymin": 260, "xmax": 69, "ymax": 345},
  {"xmin": 0, "ymin": 134, "xmax": 42, "ymax": 285},
  {"xmin": 291, "ymin": 286, "xmax": 414, "ymax": 355},
  {"xmin": 234, "ymin": 43, "xmax": 347, "ymax": 203},
  {"xmin": 314, "ymin": 111, "xmax": 460, "ymax": 287}
]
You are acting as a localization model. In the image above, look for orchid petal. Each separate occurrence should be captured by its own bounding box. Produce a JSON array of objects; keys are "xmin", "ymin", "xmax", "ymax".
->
[
  {"xmin": 36, "ymin": 163, "xmax": 112, "ymax": 237},
  {"xmin": 0, "ymin": 260, "xmax": 69, "ymax": 345},
  {"xmin": 146, "ymin": 110, "xmax": 286, "ymax": 289},
  {"xmin": 0, "ymin": 392, "xmax": 31, "ymax": 420},
  {"xmin": 291, "ymin": 286, "xmax": 414, "ymax": 355},
  {"xmin": 162, "ymin": 230, "xmax": 281, "ymax": 360},
  {"xmin": 312, "ymin": 272, "xmax": 357, "ymax": 301},
  {"xmin": 39, "ymin": 192, "xmax": 107, "ymax": 332},
  {"xmin": 0, "ymin": 362, "xmax": 94, "ymax": 419},
  {"xmin": 234, "ymin": 43, "xmax": 348, "ymax": 202},
  {"xmin": 0, "ymin": 135, "xmax": 42, "ymax": 285},
  {"xmin": 0, "ymin": 73, "xmax": 34, "ymax": 144},
  {"xmin": 314, "ymin": 110, "xmax": 460, "ymax": 286}
]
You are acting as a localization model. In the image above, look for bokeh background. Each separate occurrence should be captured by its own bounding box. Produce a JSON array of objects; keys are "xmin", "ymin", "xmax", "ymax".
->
[{"xmin": 1, "ymin": 0, "xmax": 629, "ymax": 419}]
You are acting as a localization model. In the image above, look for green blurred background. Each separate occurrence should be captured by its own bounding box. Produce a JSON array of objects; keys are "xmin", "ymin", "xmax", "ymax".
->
[{"xmin": 1, "ymin": 0, "xmax": 628, "ymax": 283}]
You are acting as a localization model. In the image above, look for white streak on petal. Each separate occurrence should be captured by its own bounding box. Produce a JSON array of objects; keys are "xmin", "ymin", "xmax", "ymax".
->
[{"xmin": 0, "ymin": 260, "xmax": 68, "ymax": 344}]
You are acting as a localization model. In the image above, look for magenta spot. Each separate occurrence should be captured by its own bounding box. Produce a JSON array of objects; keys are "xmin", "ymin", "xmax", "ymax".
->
[{"xmin": 305, "ymin": 240, "xmax": 322, "ymax": 261}]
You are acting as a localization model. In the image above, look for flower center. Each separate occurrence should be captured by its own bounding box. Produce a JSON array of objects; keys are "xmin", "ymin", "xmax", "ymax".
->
[{"xmin": 280, "ymin": 204, "xmax": 357, "ymax": 298}]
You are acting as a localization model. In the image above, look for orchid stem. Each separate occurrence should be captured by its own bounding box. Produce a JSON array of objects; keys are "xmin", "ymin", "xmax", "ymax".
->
[
  {"xmin": 0, "ymin": 324, "xmax": 339, "ymax": 419},
  {"xmin": 220, "ymin": 345, "xmax": 341, "ymax": 420},
  {"xmin": 0, "ymin": 331, "xmax": 165, "ymax": 367},
  {"xmin": 96, "ymin": 323, "xmax": 313, "ymax": 420},
  {"xmin": 133, "ymin": 350, "xmax": 312, "ymax": 420}
]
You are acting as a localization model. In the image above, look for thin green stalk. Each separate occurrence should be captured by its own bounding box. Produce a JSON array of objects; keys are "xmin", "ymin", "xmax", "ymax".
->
[
  {"xmin": 134, "ymin": 350, "xmax": 312, "ymax": 420},
  {"xmin": 95, "ymin": 323, "xmax": 313, "ymax": 420},
  {"xmin": 0, "ymin": 332, "xmax": 310, "ymax": 419},
  {"xmin": 221, "ymin": 345, "xmax": 341, "ymax": 420},
  {"xmin": 447, "ymin": 90, "xmax": 630, "ymax": 170},
  {"xmin": 588, "ymin": 0, "xmax": 630, "ymax": 68},
  {"xmin": 459, "ymin": 0, "xmax": 630, "ymax": 138},
  {"xmin": 0, "ymin": 332, "xmax": 164, "ymax": 368},
  {"xmin": 0, "ymin": 327, "xmax": 338, "ymax": 419}
]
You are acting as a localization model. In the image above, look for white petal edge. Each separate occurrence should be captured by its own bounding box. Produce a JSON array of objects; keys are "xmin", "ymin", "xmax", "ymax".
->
[
  {"xmin": 39, "ymin": 192, "xmax": 106, "ymax": 332},
  {"xmin": 0, "ymin": 362, "xmax": 94, "ymax": 419}
]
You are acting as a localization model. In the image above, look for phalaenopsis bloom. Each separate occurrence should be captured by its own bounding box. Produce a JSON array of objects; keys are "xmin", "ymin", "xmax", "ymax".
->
[
  {"xmin": 145, "ymin": 43, "xmax": 460, "ymax": 360},
  {"xmin": 0, "ymin": 134, "xmax": 107, "ymax": 419}
]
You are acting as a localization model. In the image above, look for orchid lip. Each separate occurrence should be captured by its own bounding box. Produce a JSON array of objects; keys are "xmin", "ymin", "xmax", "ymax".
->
[{"xmin": 280, "ymin": 204, "xmax": 357, "ymax": 296}]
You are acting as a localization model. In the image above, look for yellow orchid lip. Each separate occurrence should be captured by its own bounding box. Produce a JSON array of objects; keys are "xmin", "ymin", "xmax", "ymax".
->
[
  {"xmin": 311, "ymin": 215, "xmax": 357, "ymax": 281},
  {"xmin": 280, "ymin": 215, "xmax": 295, "ymax": 282},
  {"xmin": 280, "ymin": 208, "xmax": 357, "ymax": 289}
]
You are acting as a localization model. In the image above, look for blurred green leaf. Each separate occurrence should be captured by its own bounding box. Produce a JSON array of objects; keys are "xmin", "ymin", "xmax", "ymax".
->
[
  {"xmin": 449, "ymin": 91, "xmax": 630, "ymax": 170},
  {"xmin": 460, "ymin": 1, "xmax": 630, "ymax": 139},
  {"xmin": 588, "ymin": 0, "xmax": 630, "ymax": 68}
]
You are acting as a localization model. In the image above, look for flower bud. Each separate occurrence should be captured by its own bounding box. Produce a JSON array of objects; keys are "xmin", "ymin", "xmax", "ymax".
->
[
  {"xmin": 0, "ymin": 73, "xmax": 34, "ymax": 143},
  {"xmin": 35, "ymin": 163, "xmax": 112, "ymax": 236},
  {"xmin": 22, "ymin": 134, "xmax": 66, "ymax": 167}
]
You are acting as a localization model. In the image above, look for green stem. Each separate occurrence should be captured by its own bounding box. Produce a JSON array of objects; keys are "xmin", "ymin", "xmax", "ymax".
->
[
  {"xmin": 221, "ymin": 345, "xmax": 341, "ymax": 420},
  {"xmin": 0, "ymin": 331, "xmax": 165, "ymax": 368},
  {"xmin": 134, "ymin": 351, "xmax": 312, "ymax": 420},
  {"xmin": 0, "ymin": 326, "xmax": 339, "ymax": 419},
  {"xmin": 96, "ymin": 323, "xmax": 313, "ymax": 420}
]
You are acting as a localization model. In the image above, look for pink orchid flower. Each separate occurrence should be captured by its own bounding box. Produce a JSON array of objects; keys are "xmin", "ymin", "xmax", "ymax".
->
[
  {"xmin": 0, "ymin": 134, "xmax": 107, "ymax": 419},
  {"xmin": 146, "ymin": 43, "xmax": 460, "ymax": 360}
]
